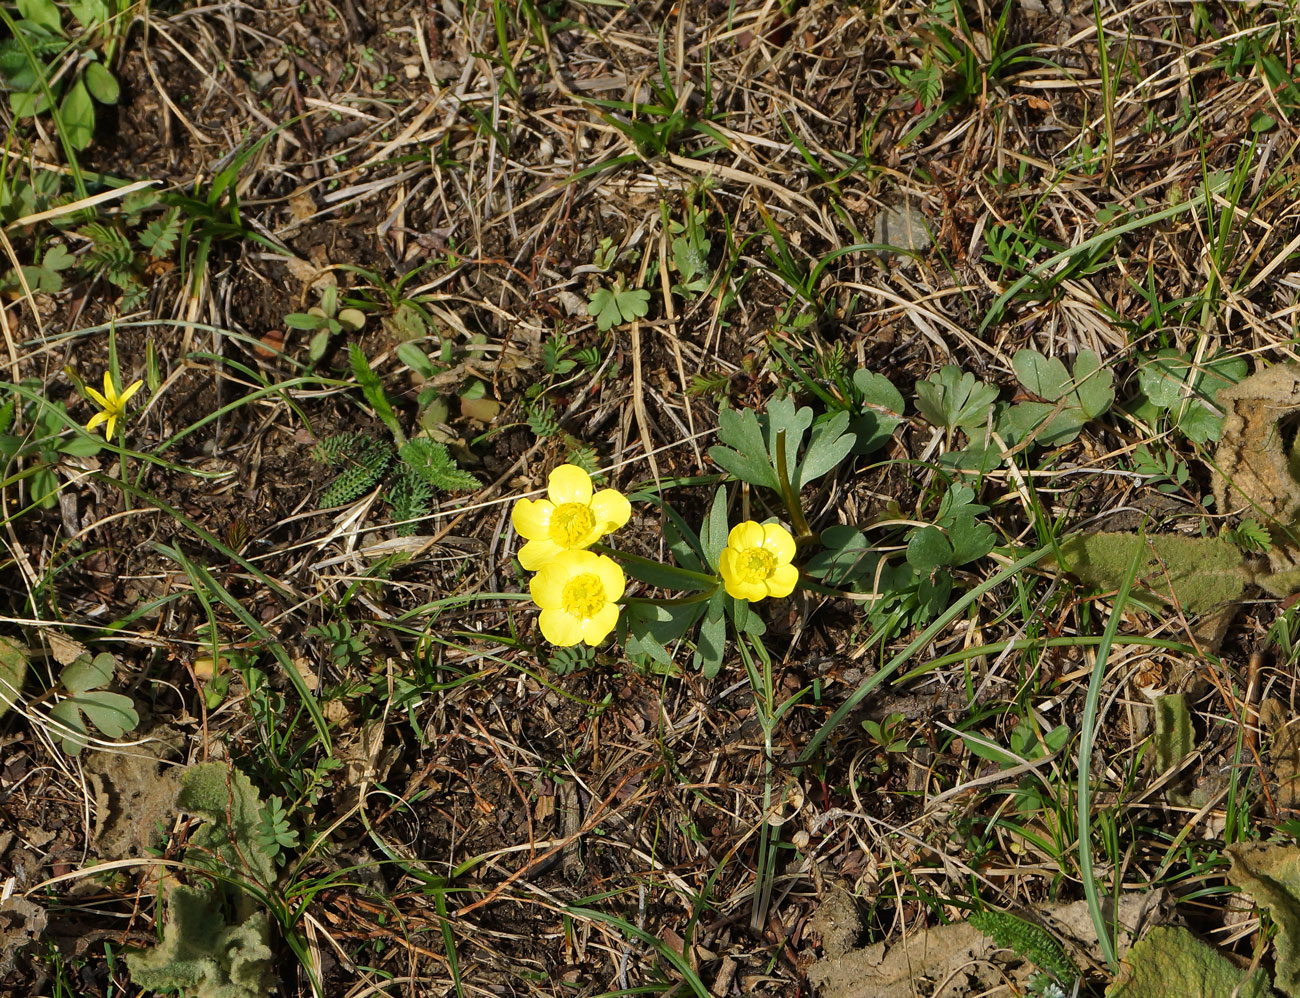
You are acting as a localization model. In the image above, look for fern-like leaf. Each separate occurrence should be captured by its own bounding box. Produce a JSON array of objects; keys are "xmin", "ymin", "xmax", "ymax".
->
[
  {"xmin": 398, "ymin": 438, "xmax": 480, "ymax": 492},
  {"xmin": 388, "ymin": 463, "xmax": 433, "ymax": 535},
  {"xmin": 968, "ymin": 910, "xmax": 1077, "ymax": 984},
  {"xmin": 140, "ymin": 209, "xmax": 181, "ymax": 257},
  {"xmin": 318, "ymin": 435, "xmax": 392, "ymax": 506}
]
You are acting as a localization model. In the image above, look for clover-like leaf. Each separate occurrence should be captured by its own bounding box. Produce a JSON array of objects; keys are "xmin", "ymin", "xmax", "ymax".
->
[
  {"xmin": 50, "ymin": 651, "xmax": 140, "ymax": 754},
  {"xmin": 60, "ymin": 651, "xmax": 114, "ymax": 694},
  {"xmin": 1071, "ymin": 349, "xmax": 1114, "ymax": 418},
  {"xmin": 1013, "ymin": 349, "xmax": 1073, "ymax": 402}
]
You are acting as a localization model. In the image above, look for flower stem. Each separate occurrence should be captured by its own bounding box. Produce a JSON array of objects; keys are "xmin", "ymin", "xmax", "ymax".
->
[
  {"xmin": 624, "ymin": 588, "xmax": 717, "ymax": 608},
  {"xmin": 774, "ymin": 429, "xmax": 814, "ymax": 544},
  {"xmin": 593, "ymin": 543, "xmax": 721, "ymax": 587}
]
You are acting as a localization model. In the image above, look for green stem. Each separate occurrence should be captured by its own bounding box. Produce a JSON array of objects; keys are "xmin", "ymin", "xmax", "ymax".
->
[
  {"xmin": 592, "ymin": 543, "xmax": 721, "ymax": 587},
  {"xmin": 774, "ymin": 429, "xmax": 814, "ymax": 543},
  {"xmin": 624, "ymin": 588, "xmax": 718, "ymax": 608}
]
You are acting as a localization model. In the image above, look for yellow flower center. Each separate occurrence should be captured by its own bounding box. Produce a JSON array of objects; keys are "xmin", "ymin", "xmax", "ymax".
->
[
  {"xmin": 550, "ymin": 502, "xmax": 596, "ymax": 547},
  {"xmin": 736, "ymin": 547, "xmax": 776, "ymax": 584},
  {"xmin": 561, "ymin": 572, "xmax": 607, "ymax": 619}
]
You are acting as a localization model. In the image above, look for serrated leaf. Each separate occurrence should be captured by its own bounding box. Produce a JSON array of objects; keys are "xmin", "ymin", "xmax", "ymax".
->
[
  {"xmin": 0, "ymin": 636, "xmax": 28, "ymax": 721},
  {"xmin": 60, "ymin": 651, "xmax": 114, "ymax": 695},
  {"xmin": 82, "ymin": 60, "xmax": 119, "ymax": 104},
  {"xmin": 60, "ymin": 78, "xmax": 94, "ymax": 150},
  {"xmin": 349, "ymin": 343, "xmax": 403, "ymax": 442}
]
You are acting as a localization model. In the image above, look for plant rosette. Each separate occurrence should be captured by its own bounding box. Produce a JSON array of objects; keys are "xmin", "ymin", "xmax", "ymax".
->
[
  {"xmin": 719, "ymin": 521, "xmax": 799, "ymax": 602},
  {"xmin": 511, "ymin": 464, "xmax": 631, "ymax": 570},
  {"xmin": 529, "ymin": 549, "xmax": 626, "ymax": 647}
]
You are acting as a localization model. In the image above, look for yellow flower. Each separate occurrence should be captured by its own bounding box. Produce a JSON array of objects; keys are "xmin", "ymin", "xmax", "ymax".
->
[
  {"xmin": 529, "ymin": 549, "xmax": 625, "ymax": 646},
  {"xmin": 511, "ymin": 464, "xmax": 631, "ymax": 571},
  {"xmin": 719, "ymin": 520, "xmax": 799, "ymax": 602},
  {"xmin": 85, "ymin": 371, "xmax": 144, "ymax": 441}
]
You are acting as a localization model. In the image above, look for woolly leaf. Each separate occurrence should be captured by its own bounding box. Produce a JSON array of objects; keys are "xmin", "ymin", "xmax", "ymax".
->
[
  {"xmin": 1106, "ymin": 926, "xmax": 1273, "ymax": 998},
  {"xmin": 1055, "ymin": 531, "xmax": 1248, "ymax": 615},
  {"xmin": 1227, "ymin": 842, "xmax": 1300, "ymax": 996},
  {"xmin": 178, "ymin": 762, "xmax": 275, "ymax": 885},
  {"xmin": 1152, "ymin": 693, "xmax": 1194, "ymax": 775},
  {"xmin": 125, "ymin": 886, "xmax": 275, "ymax": 998},
  {"xmin": 0, "ymin": 636, "xmax": 27, "ymax": 721}
]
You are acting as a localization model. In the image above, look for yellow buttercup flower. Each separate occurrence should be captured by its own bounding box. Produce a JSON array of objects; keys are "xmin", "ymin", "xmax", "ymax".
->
[
  {"xmin": 529, "ymin": 549, "xmax": 625, "ymax": 646},
  {"xmin": 85, "ymin": 371, "xmax": 144, "ymax": 441},
  {"xmin": 719, "ymin": 520, "xmax": 799, "ymax": 602},
  {"xmin": 511, "ymin": 464, "xmax": 631, "ymax": 571}
]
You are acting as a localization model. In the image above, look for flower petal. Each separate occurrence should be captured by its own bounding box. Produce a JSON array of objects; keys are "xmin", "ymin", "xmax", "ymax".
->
[
  {"xmin": 765, "ymin": 563, "xmax": 799, "ymax": 598},
  {"xmin": 581, "ymin": 603, "xmax": 620, "ymax": 646},
  {"xmin": 547, "ymin": 464, "xmax": 593, "ymax": 505},
  {"xmin": 589, "ymin": 489, "xmax": 631, "ymax": 532},
  {"xmin": 538, "ymin": 608, "xmax": 583, "ymax": 646},
  {"xmin": 521, "ymin": 537, "xmax": 566, "ymax": 574},
  {"xmin": 102, "ymin": 371, "xmax": 116, "ymax": 401},
  {"xmin": 86, "ymin": 412, "xmax": 108, "ymax": 432},
  {"xmin": 85, "ymin": 385, "xmax": 109, "ymax": 409},
  {"xmin": 512, "ymin": 498, "xmax": 555, "ymax": 540},
  {"xmin": 728, "ymin": 520, "xmax": 765, "ymax": 550},
  {"xmin": 761, "ymin": 523, "xmax": 796, "ymax": 562},
  {"xmin": 117, "ymin": 379, "xmax": 144, "ymax": 406},
  {"xmin": 591, "ymin": 554, "xmax": 626, "ymax": 601}
]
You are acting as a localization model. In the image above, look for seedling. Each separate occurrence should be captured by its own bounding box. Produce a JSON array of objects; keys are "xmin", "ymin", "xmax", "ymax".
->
[{"xmin": 285, "ymin": 284, "xmax": 367, "ymax": 364}]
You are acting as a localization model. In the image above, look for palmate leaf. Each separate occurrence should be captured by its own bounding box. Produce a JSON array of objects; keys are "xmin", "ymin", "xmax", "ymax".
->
[{"xmin": 915, "ymin": 366, "xmax": 999, "ymax": 431}]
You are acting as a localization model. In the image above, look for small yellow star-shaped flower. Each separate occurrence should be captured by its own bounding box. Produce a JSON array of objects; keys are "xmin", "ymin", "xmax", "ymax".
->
[{"xmin": 85, "ymin": 371, "xmax": 144, "ymax": 441}]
